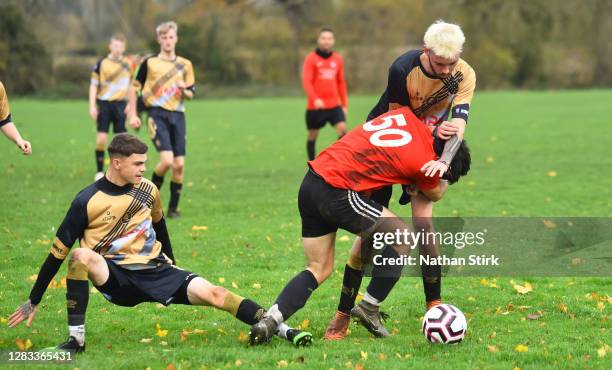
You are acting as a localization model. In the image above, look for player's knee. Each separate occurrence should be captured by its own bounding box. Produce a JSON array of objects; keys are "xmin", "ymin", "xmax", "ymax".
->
[
  {"xmin": 309, "ymin": 264, "xmax": 333, "ymax": 284},
  {"xmin": 172, "ymin": 162, "xmax": 184, "ymax": 175},
  {"xmin": 70, "ymin": 248, "xmax": 91, "ymax": 265},
  {"xmin": 159, "ymin": 158, "xmax": 173, "ymax": 169}
]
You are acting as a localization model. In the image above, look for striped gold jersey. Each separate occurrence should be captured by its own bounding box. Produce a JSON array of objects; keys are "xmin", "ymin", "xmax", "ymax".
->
[
  {"xmin": 91, "ymin": 55, "xmax": 135, "ymax": 101},
  {"xmin": 134, "ymin": 55, "xmax": 195, "ymax": 112},
  {"xmin": 0, "ymin": 81, "xmax": 11, "ymax": 127},
  {"xmin": 50, "ymin": 176, "xmax": 171, "ymax": 270}
]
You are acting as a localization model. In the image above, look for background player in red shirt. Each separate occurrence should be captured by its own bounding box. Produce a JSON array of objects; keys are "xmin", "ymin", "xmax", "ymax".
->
[
  {"xmin": 249, "ymin": 107, "xmax": 470, "ymax": 344},
  {"xmin": 301, "ymin": 28, "xmax": 348, "ymax": 160}
]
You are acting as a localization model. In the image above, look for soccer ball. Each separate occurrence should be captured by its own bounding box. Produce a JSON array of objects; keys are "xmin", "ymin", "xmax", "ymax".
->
[{"xmin": 421, "ymin": 304, "xmax": 467, "ymax": 344}]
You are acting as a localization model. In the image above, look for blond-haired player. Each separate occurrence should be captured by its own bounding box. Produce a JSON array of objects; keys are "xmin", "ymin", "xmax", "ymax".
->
[
  {"xmin": 0, "ymin": 81, "xmax": 32, "ymax": 155},
  {"xmin": 324, "ymin": 20, "xmax": 476, "ymax": 340},
  {"xmin": 90, "ymin": 34, "xmax": 134, "ymax": 180},
  {"xmin": 128, "ymin": 21, "xmax": 194, "ymax": 218}
]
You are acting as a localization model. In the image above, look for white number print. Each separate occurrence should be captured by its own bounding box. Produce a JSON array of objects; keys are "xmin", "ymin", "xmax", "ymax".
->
[{"xmin": 362, "ymin": 114, "xmax": 412, "ymax": 147}]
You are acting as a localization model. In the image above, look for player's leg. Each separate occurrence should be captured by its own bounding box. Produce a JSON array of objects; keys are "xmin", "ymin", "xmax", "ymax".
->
[
  {"xmin": 182, "ymin": 277, "xmax": 312, "ymax": 346},
  {"xmin": 59, "ymin": 248, "xmax": 109, "ymax": 352},
  {"xmin": 305, "ymin": 110, "xmax": 325, "ymax": 160},
  {"xmin": 94, "ymin": 102, "xmax": 111, "ymax": 180},
  {"xmin": 147, "ymin": 110, "xmax": 173, "ymax": 190},
  {"xmin": 250, "ymin": 233, "xmax": 335, "ymax": 344},
  {"xmin": 330, "ymin": 106, "xmax": 347, "ymax": 139},
  {"xmin": 167, "ymin": 112, "xmax": 186, "ymax": 216}
]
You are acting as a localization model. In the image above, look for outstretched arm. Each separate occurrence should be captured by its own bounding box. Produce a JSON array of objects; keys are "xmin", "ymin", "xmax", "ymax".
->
[{"xmin": 153, "ymin": 217, "xmax": 175, "ymax": 264}]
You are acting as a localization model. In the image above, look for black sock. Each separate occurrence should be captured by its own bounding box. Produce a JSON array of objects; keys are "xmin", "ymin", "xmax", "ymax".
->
[
  {"xmin": 95, "ymin": 150, "xmax": 104, "ymax": 172},
  {"xmin": 66, "ymin": 279, "xmax": 89, "ymax": 326},
  {"xmin": 307, "ymin": 140, "xmax": 316, "ymax": 161},
  {"xmin": 152, "ymin": 172, "xmax": 164, "ymax": 190},
  {"xmin": 275, "ymin": 270, "xmax": 318, "ymax": 320},
  {"xmin": 422, "ymin": 265, "xmax": 441, "ymax": 302},
  {"xmin": 337, "ymin": 264, "xmax": 363, "ymax": 314},
  {"xmin": 168, "ymin": 181, "xmax": 182, "ymax": 211},
  {"xmin": 367, "ymin": 247, "xmax": 403, "ymax": 302},
  {"xmin": 235, "ymin": 299, "xmax": 266, "ymax": 325}
]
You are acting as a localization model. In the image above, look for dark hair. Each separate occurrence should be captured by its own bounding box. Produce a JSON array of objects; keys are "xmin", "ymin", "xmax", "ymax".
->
[
  {"xmin": 108, "ymin": 133, "xmax": 148, "ymax": 158},
  {"xmin": 319, "ymin": 28, "xmax": 334, "ymax": 35},
  {"xmin": 433, "ymin": 138, "xmax": 471, "ymax": 184}
]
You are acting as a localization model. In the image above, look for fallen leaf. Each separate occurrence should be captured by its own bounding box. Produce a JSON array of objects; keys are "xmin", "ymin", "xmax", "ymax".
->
[
  {"xmin": 515, "ymin": 344, "xmax": 529, "ymax": 353},
  {"xmin": 232, "ymin": 281, "xmax": 239, "ymax": 289},
  {"xmin": 547, "ymin": 171, "xmax": 557, "ymax": 177},
  {"xmin": 277, "ymin": 360, "xmax": 288, "ymax": 368},
  {"xmin": 512, "ymin": 281, "xmax": 533, "ymax": 295},
  {"xmin": 360, "ymin": 351, "xmax": 368, "ymax": 360},
  {"xmin": 252, "ymin": 283, "xmax": 261, "ymax": 289},
  {"xmin": 238, "ymin": 331, "xmax": 249, "ymax": 342},
  {"xmin": 15, "ymin": 338, "xmax": 32, "ymax": 351},
  {"xmin": 542, "ymin": 220, "xmax": 556, "ymax": 229},
  {"xmin": 298, "ymin": 319, "xmax": 310, "ymax": 330},
  {"xmin": 180, "ymin": 329, "xmax": 190, "ymax": 342},
  {"xmin": 485, "ymin": 156, "xmax": 495, "ymax": 163},
  {"xmin": 558, "ymin": 303, "xmax": 568, "ymax": 313},
  {"xmin": 487, "ymin": 345, "xmax": 499, "ymax": 353},
  {"xmin": 218, "ymin": 277, "xmax": 225, "ymax": 283},
  {"xmin": 191, "ymin": 225, "xmax": 208, "ymax": 231},
  {"xmin": 378, "ymin": 352, "xmax": 387, "ymax": 360},
  {"xmin": 140, "ymin": 338, "xmax": 152, "ymax": 343},
  {"xmin": 338, "ymin": 235, "xmax": 351, "ymax": 242},
  {"xmin": 235, "ymin": 359, "xmax": 242, "ymax": 367},
  {"xmin": 596, "ymin": 302, "xmax": 605, "ymax": 311},
  {"xmin": 156, "ymin": 323, "xmax": 168, "ymax": 337},
  {"xmin": 527, "ymin": 313, "xmax": 542, "ymax": 320}
]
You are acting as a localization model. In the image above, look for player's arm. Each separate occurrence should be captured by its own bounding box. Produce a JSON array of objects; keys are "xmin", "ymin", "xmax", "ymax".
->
[
  {"xmin": 0, "ymin": 84, "xmax": 31, "ymax": 155},
  {"xmin": 301, "ymin": 55, "xmax": 323, "ymax": 108},
  {"xmin": 151, "ymin": 186, "xmax": 175, "ymax": 264},
  {"xmin": 127, "ymin": 59, "xmax": 148, "ymax": 128},
  {"xmin": 337, "ymin": 57, "xmax": 348, "ymax": 113},
  {"xmin": 418, "ymin": 179, "xmax": 449, "ymax": 202},
  {"xmin": 89, "ymin": 60, "xmax": 101, "ymax": 121},
  {"xmin": 8, "ymin": 197, "xmax": 87, "ymax": 328},
  {"xmin": 386, "ymin": 63, "xmax": 410, "ymax": 112},
  {"xmin": 178, "ymin": 61, "xmax": 195, "ymax": 100}
]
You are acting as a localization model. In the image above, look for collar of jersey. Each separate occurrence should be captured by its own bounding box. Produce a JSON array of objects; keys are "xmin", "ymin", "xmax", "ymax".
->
[
  {"xmin": 315, "ymin": 48, "xmax": 333, "ymax": 59},
  {"xmin": 98, "ymin": 176, "xmax": 134, "ymax": 195},
  {"xmin": 417, "ymin": 50, "xmax": 442, "ymax": 80}
]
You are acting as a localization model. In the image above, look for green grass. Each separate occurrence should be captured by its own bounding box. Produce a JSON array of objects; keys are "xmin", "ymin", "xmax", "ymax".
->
[{"xmin": 0, "ymin": 91, "xmax": 610, "ymax": 369}]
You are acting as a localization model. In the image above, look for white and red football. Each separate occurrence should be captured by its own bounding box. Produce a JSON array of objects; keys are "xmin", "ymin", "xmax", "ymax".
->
[{"xmin": 421, "ymin": 304, "xmax": 467, "ymax": 344}]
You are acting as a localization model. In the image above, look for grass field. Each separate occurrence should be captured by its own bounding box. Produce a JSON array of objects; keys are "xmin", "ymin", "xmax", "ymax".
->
[{"xmin": 0, "ymin": 91, "xmax": 610, "ymax": 369}]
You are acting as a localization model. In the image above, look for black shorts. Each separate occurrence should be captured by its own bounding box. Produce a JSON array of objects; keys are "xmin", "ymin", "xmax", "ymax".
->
[
  {"xmin": 147, "ymin": 107, "xmax": 186, "ymax": 156},
  {"xmin": 298, "ymin": 169, "xmax": 384, "ymax": 237},
  {"xmin": 370, "ymin": 186, "xmax": 393, "ymax": 208},
  {"xmin": 305, "ymin": 106, "xmax": 345, "ymax": 130},
  {"xmin": 95, "ymin": 259, "xmax": 199, "ymax": 307},
  {"xmin": 97, "ymin": 100, "xmax": 127, "ymax": 134}
]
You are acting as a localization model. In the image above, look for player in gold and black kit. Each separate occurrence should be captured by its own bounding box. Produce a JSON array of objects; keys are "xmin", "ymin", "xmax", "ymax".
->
[
  {"xmin": 90, "ymin": 34, "xmax": 135, "ymax": 180},
  {"xmin": 9, "ymin": 134, "xmax": 312, "ymax": 351},
  {"xmin": 129, "ymin": 21, "xmax": 194, "ymax": 218}
]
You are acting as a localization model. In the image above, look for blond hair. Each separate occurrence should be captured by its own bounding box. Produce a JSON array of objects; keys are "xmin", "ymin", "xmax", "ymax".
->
[
  {"xmin": 156, "ymin": 21, "xmax": 178, "ymax": 36},
  {"xmin": 423, "ymin": 20, "xmax": 465, "ymax": 59}
]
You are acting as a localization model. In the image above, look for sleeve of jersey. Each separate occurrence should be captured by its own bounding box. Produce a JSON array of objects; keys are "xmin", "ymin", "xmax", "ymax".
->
[
  {"xmin": 28, "ymin": 197, "xmax": 88, "ymax": 305},
  {"xmin": 0, "ymin": 82, "xmax": 12, "ymax": 127},
  {"xmin": 90, "ymin": 60, "xmax": 101, "ymax": 86},
  {"xmin": 451, "ymin": 66, "xmax": 476, "ymax": 123},
  {"xmin": 133, "ymin": 59, "xmax": 148, "ymax": 91},
  {"xmin": 337, "ymin": 58, "xmax": 348, "ymax": 108},
  {"xmin": 301, "ymin": 55, "xmax": 319, "ymax": 101},
  {"xmin": 185, "ymin": 61, "xmax": 196, "ymax": 93},
  {"xmin": 386, "ymin": 63, "xmax": 410, "ymax": 106},
  {"xmin": 416, "ymin": 173, "xmax": 440, "ymax": 191}
]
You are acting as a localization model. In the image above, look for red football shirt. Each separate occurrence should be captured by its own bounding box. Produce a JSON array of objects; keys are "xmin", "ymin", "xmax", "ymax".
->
[
  {"xmin": 309, "ymin": 107, "xmax": 440, "ymax": 192},
  {"xmin": 301, "ymin": 50, "xmax": 348, "ymax": 110}
]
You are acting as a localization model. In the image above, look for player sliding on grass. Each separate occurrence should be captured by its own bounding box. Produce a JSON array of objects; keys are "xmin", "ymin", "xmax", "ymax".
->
[
  {"xmin": 0, "ymin": 80, "xmax": 32, "ymax": 155},
  {"xmin": 128, "ymin": 21, "xmax": 195, "ymax": 218},
  {"xmin": 325, "ymin": 19, "xmax": 476, "ymax": 340},
  {"xmin": 302, "ymin": 28, "xmax": 348, "ymax": 160},
  {"xmin": 8, "ymin": 134, "xmax": 312, "ymax": 351},
  {"xmin": 89, "ymin": 34, "xmax": 135, "ymax": 181},
  {"xmin": 249, "ymin": 107, "xmax": 471, "ymax": 345}
]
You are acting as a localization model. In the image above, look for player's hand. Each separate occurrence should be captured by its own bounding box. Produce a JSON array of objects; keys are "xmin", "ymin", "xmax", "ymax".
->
[
  {"xmin": 436, "ymin": 121, "xmax": 460, "ymax": 140},
  {"xmin": 176, "ymin": 80, "xmax": 186, "ymax": 94},
  {"xmin": 16, "ymin": 139, "xmax": 32, "ymax": 155},
  {"xmin": 342, "ymin": 107, "xmax": 348, "ymax": 117},
  {"xmin": 8, "ymin": 299, "xmax": 38, "ymax": 328},
  {"xmin": 89, "ymin": 105, "xmax": 98, "ymax": 121},
  {"xmin": 124, "ymin": 104, "xmax": 131, "ymax": 116},
  {"xmin": 421, "ymin": 160, "xmax": 449, "ymax": 178},
  {"xmin": 314, "ymin": 99, "xmax": 325, "ymax": 109},
  {"xmin": 130, "ymin": 115, "xmax": 141, "ymax": 129}
]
